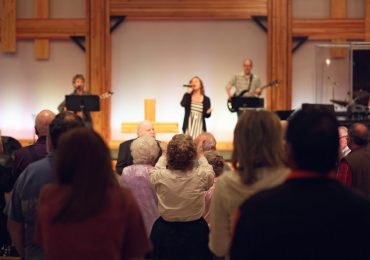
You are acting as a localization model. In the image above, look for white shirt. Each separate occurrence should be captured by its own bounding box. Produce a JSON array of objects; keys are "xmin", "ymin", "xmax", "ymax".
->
[
  {"xmin": 209, "ymin": 167, "xmax": 289, "ymax": 257},
  {"xmin": 150, "ymin": 155, "xmax": 214, "ymax": 222}
]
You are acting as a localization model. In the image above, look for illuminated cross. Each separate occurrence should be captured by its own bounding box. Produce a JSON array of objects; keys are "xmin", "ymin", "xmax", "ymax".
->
[{"xmin": 121, "ymin": 99, "xmax": 179, "ymax": 134}]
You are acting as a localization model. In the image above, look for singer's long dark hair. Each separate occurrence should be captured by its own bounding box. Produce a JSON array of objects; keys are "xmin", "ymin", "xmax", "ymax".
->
[{"xmin": 189, "ymin": 76, "xmax": 205, "ymax": 95}]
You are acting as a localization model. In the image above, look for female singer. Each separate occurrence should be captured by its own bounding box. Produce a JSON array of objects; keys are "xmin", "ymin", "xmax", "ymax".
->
[{"xmin": 180, "ymin": 76, "xmax": 212, "ymax": 139}]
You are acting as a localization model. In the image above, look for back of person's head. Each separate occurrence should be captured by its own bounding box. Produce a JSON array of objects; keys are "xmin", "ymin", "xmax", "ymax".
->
[
  {"xmin": 53, "ymin": 128, "xmax": 118, "ymax": 222},
  {"xmin": 232, "ymin": 110, "xmax": 284, "ymax": 185},
  {"xmin": 194, "ymin": 132, "xmax": 217, "ymax": 152},
  {"xmin": 131, "ymin": 135, "xmax": 159, "ymax": 165},
  {"xmin": 204, "ymin": 150, "xmax": 225, "ymax": 177},
  {"xmin": 286, "ymin": 107, "xmax": 339, "ymax": 174},
  {"xmin": 348, "ymin": 123, "xmax": 369, "ymax": 147},
  {"xmin": 167, "ymin": 134, "xmax": 196, "ymax": 171},
  {"xmin": 35, "ymin": 109, "xmax": 55, "ymax": 137},
  {"xmin": 49, "ymin": 112, "xmax": 84, "ymax": 150}
]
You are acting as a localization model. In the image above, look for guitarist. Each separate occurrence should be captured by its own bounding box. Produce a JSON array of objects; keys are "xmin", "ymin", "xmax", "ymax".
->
[
  {"xmin": 58, "ymin": 74, "xmax": 93, "ymax": 128},
  {"xmin": 226, "ymin": 59, "xmax": 262, "ymax": 115}
]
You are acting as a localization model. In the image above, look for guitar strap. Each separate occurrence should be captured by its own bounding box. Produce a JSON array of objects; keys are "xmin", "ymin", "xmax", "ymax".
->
[{"xmin": 246, "ymin": 74, "xmax": 253, "ymax": 92}]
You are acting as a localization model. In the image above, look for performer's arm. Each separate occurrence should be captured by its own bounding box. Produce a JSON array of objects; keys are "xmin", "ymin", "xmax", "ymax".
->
[
  {"xmin": 57, "ymin": 100, "xmax": 66, "ymax": 112},
  {"xmin": 226, "ymin": 75, "xmax": 236, "ymax": 99},
  {"xmin": 254, "ymin": 77, "xmax": 262, "ymax": 96},
  {"xmin": 180, "ymin": 93, "xmax": 191, "ymax": 107}
]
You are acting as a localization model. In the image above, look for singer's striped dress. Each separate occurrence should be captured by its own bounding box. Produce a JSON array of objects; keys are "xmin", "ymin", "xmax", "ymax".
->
[{"xmin": 185, "ymin": 101, "xmax": 203, "ymax": 139}]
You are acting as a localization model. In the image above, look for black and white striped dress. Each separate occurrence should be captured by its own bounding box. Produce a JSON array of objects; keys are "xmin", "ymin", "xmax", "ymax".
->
[{"xmin": 185, "ymin": 101, "xmax": 203, "ymax": 139}]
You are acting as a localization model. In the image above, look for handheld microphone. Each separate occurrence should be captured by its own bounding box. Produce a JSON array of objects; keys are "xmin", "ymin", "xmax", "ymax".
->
[{"xmin": 183, "ymin": 84, "xmax": 193, "ymax": 87}]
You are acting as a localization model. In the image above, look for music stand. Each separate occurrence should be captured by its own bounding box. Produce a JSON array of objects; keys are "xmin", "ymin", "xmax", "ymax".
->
[
  {"xmin": 231, "ymin": 96, "xmax": 264, "ymax": 111},
  {"xmin": 65, "ymin": 95, "xmax": 100, "ymax": 113}
]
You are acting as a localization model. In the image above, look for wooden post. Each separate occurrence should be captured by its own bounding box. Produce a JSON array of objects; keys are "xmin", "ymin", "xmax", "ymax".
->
[
  {"xmin": 1, "ymin": 0, "xmax": 16, "ymax": 52},
  {"xmin": 34, "ymin": 0, "xmax": 50, "ymax": 60},
  {"xmin": 86, "ymin": 0, "xmax": 111, "ymax": 141},
  {"xmin": 267, "ymin": 0, "xmax": 292, "ymax": 111},
  {"xmin": 330, "ymin": 0, "xmax": 347, "ymax": 58},
  {"xmin": 365, "ymin": 0, "xmax": 370, "ymax": 41}
]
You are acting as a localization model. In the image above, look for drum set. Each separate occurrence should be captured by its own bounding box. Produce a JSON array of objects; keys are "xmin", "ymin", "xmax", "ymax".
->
[{"xmin": 330, "ymin": 90, "xmax": 370, "ymax": 120}]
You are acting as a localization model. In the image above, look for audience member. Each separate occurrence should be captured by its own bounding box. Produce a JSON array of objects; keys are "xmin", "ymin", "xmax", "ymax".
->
[
  {"xmin": 338, "ymin": 126, "xmax": 351, "ymax": 158},
  {"xmin": 195, "ymin": 131, "xmax": 231, "ymax": 171},
  {"xmin": 148, "ymin": 134, "xmax": 214, "ymax": 259},
  {"xmin": 337, "ymin": 123, "xmax": 370, "ymax": 198},
  {"xmin": 209, "ymin": 110, "xmax": 289, "ymax": 258},
  {"xmin": 12, "ymin": 110, "xmax": 55, "ymax": 183},
  {"xmin": 116, "ymin": 121, "xmax": 162, "ymax": 175},
  {"xmin": 118, "ymin": 135, "xmax": 160, "ymax": 236},
  {"xmin": 203, "ymin": 150, "xmax": 225, "ymax": 226},
  {"xmin": 0, "ymin": 133, "xmax": 13, "ymax": 255},
  {"xmin": 194, "ymin": 132, "xmax": 217, "ymax": 151},
  {"xmin": 230, "ymin": 108, "xmax": 370, "ymax": 259},
  {"xmin": 35, "ymin": 128, "xmax": 150, "ymax": 259},
  {"xmin": 4, "ymin": 112, "xmax": 84, "ymax": 259}
]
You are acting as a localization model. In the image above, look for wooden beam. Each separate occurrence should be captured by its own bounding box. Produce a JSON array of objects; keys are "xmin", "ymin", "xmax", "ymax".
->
[
  {"xmin": 1, "ymin": 0, "xmax": 16, "ymax": 52},
  {"xmin": 365, "ymin": 0, "xmax": 370, "ymax": 41},
  {"xmin": 330, "ymin": 0, "xmax": 347, "ymax": 58},
  {"xmin": 110, "ymin": 0, "xmax": 267, "ymax": 18},
  {"xmin": 16, "ymin": 19, "xmax": 87, "ymax": 39},
  {"xmin": 0, "ymin": 19, "xmax": 87, "ymax": 40},
  {"xmin": 34, "ymin": 0, "xmax": 50, "ymax": 60},
  {"xmin": 267, "ymin": 0, "xmax": 292, "ymax": 111},
  {"xmin": 86, "ymin": 0, "xmax": 111, "ymax": 141},
  {"xmin": 292, "ymin": 19, "xmax": 364, "ymax": 40}
]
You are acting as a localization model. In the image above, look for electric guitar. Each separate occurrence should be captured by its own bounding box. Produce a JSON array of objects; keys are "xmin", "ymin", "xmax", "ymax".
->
[{"xmin": 227, "ymin": 80, "xmax": 279, "ymax": 112}]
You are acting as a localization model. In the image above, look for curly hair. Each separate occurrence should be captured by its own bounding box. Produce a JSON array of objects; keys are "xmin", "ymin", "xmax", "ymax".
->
[
  {"xmin": 204, "ymin": 150, "xmax": 224, "ymax": 177},
  {"xmin": 167, "ymin": 134, "xmax": 196, "ymax": 171}
]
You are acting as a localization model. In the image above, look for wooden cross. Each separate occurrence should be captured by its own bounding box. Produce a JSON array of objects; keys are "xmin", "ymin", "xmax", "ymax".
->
[{"xmin": 121, "ymin": 99, "xmax": 178, "ymax": 134}]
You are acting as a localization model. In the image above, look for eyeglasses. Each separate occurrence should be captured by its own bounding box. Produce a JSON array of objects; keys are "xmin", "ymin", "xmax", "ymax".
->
[{"xmin": 339, "ymin": 135, "xmax": 348, "ymax": 139}]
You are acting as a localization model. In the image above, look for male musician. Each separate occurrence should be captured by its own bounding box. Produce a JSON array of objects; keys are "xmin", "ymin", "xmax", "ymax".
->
[
  {"xmin": 58, "ymin": 74, "xmax": 93, "ymax": 128},
  {"xmin": 225, "ymin": 59, "xmax": 262, "ymax": 99}
]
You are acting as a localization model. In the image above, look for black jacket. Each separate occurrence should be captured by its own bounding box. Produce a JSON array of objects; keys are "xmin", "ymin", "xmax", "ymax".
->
[{"xmin": 180, "ymin": 93, "xmax": 211, "ymax": 133}]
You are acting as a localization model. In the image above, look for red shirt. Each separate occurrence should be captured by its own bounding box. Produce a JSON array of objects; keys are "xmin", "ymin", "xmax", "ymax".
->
[
  {"xmin": 336, "ymin": 159, "xmax": 353, "ymax": 187},
  {"xmin": 35, "ymin": 184, "xmax": 150, "ymax": 260}
]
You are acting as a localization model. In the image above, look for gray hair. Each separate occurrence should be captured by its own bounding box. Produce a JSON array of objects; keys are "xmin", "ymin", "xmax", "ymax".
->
[{"xmin": 130, "ymin": 135, "xmax": 159, "ymax": 165}]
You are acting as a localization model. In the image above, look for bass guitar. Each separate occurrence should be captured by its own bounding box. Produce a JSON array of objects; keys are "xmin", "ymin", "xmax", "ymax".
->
[{"xmin": 227, "ymin": 80, "xmax": 279, "ymax": 112}]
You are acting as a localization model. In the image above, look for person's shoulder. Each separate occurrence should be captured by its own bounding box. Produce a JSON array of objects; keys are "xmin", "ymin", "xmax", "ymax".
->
[
  {"xmin": 110, "ymin": 186, "xmax": 138, "ymax": 209},
  {"xmin": 119, "ymin": 138, "xmax": 135, "ymax": 147},
  {"xmin": 217, "ymin": 170, "xmax": 242, "ymax": 188}
]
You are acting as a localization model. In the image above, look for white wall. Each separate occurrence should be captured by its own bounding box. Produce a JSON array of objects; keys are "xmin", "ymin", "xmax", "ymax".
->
[
  {"xmin": 0, "ymin": 42, "xmax": 85, "ymax": 138},
  {"xmin": 111, "ymin": 20, "xmax": 267, "ymax": 142}
]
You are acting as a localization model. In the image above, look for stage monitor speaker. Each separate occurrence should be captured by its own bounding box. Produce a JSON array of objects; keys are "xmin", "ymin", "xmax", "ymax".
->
[
  {"xmin": 274, "ymin": 110, "xmax": 295, "ymax": 120},
  {"xmin": 301, "ymin": 103, "xmax": 335, "ymax": 113}
]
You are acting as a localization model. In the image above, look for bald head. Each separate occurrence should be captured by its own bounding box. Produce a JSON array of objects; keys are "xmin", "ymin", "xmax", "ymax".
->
[
  {"xmin": 349, "ymin": 123, "xmax": 369, "ymax": 148},
  {"xmin": 137, "ymin": 121, "xmax": 156, "ymax": 138},
  {"xmin": 35, "ymin": 110, "xmax": 56, "ymax": 137},
  {"xmin": 243, "ymin": 59, "xmax": 253, "ymax": 75}
]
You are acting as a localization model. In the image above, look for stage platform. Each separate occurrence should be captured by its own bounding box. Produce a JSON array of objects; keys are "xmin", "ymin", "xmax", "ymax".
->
[{"xmin": 18, "ymin": 139, "xmax": 233, "ymax": 161}]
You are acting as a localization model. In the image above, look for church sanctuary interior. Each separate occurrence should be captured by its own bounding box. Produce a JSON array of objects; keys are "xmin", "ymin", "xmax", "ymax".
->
[
  {"xmin": 1, "ymin": 0, "xmax": 369, "ymax": 154},
  {"xmin": 0, "ymin": 0, "xmax": 370, "ymax": 260},
  {"xmin": 2, "ymin": 0, "xmax": 370, "ymax": 258}
]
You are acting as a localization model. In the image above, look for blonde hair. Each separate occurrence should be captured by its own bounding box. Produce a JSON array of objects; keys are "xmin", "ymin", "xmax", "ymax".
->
[{"xmin": 232, "ymin": 110, "xmax": 284, "ymax": 185}]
